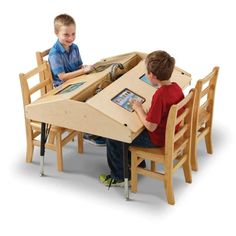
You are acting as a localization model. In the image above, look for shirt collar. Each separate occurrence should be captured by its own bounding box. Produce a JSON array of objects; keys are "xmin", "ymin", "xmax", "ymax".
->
[{"xmin": 56, "ymin": 40, "xmax": 76, "ymax": 53}]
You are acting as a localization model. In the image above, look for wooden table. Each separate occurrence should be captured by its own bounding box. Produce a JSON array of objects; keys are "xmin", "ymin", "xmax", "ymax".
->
[{"xmin": 25, "ymin": 52, "xmax": 192, "ymax": 199}]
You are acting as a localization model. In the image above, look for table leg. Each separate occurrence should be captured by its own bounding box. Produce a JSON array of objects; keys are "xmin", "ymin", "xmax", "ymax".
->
[
  {"xmin": 122, "ymin": 142, "xmax": 129, "ymax": 200},
  {"xmin": 40, "ymin": 123, "xmax": 46, "ymax": 176}
]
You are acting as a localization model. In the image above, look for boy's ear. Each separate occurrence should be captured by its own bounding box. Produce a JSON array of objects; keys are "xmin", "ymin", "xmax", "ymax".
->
[{"xmin": 150, "ymin": 72, "xmax": 157, "ymax": 80}]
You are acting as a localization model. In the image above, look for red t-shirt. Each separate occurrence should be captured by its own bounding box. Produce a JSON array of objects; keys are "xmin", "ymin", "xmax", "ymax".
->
[{"xmin": 146, "ymin": 82, "xmax": 184, "ymax": 147}]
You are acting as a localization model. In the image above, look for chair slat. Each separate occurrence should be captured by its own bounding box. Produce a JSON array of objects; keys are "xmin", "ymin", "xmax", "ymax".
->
[
  {"xmin": 175, "ymin": 108, "xmax": 190, "ymax": 125},
  {"xmin": 173, "ymin": 139, "xmax": 189, "ymax": 159},
  {"xmin": 200, "ymin": 100, "xmax": 210, "ymax": 112},
  {"xmin": 24, "ymin": 63, "xmax": 47, "ymax": 79},
  {"xmin": 29, "ymin": 79, "xmax": 51, "ymax": 95},
  {"xmin": 173, "ymin": 154, "xmax": 187, "ymax": 173},
  {"xmin": 137, "ymin": 167, "xmax": 165, "ymax": 181},
  {"xmin": 201, "ymin": 86, "xmax": 210, "ymax": 98},
  {"xmin": 174, "ymin": 124, "xmax": 188, "ymax": 143},
  {"xmin": 197, "ymin": 127, "xmax": 210, "ymax": 142}
]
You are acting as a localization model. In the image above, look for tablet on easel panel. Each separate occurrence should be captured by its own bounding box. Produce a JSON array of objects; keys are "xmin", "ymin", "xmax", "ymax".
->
[
  {"xmin": 56, "ymin": 82, "xmax": 85, "ymax": 95},
  {"xmin": 139, "ymin": 74, "xmax": 158, "ymax": 88},
  {"xmin": 111, "ymin": 88, "xmax": 145, "ymax": 112}
]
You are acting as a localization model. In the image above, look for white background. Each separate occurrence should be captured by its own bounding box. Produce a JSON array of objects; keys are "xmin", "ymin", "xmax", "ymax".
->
[{"xmin": 0, "ymin": 0, "xmax": 235, "ymax": 235}]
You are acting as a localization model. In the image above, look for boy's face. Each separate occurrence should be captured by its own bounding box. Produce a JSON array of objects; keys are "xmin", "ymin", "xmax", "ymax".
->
[{"xmin": 56, "ymin": 24, "xmax": 76, "ymax": 49}]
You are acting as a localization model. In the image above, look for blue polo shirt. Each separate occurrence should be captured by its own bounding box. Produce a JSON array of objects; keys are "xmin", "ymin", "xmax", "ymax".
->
[{"xmin": 48, "ymin": 40, "xmax": 83, "ymax": 87}]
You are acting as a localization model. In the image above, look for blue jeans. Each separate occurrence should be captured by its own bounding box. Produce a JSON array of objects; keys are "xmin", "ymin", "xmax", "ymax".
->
[{"xmin": 106, "ymin": 130, "xmax": 158, "ymax": 180}]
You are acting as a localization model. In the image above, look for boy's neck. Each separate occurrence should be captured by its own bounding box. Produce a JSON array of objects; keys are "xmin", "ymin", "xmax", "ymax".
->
[
  {"xmin": 64, "ymin": 46, "xmax": 70, "ymax": 52},
  {"xmin": 159, "ymin": 80, "xmax": 172, "ymax": 87}
]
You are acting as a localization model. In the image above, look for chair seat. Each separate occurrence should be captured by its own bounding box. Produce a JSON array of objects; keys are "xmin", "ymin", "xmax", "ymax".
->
[
  {"xmin": 129, "ymin": 138, "xmax": 188, "ymax": 162},
  {"xmin": 129, "ymin": 146, "xmax": 165, "ymax": 162}
]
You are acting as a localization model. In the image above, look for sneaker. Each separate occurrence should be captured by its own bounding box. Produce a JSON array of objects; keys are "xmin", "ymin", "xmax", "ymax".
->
[
  {"xmin": 99, "ymin": 174, "xmax": 130, "ymax": 188},
  {"xmin": 84, "ymin": 135, "xmax": 106, "ymax": 146},
  {"xmin": 93, "ymin": 137, "xmax": 106, "ymax": 146}
]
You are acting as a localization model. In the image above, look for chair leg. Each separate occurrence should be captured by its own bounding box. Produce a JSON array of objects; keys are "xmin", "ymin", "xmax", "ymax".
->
[
  {"xmin": 205, "ymin": 130, "xmax": 213, "ymax": 154},
  {"xmin": 48, "ymin": 132, "xmax": 56, "ymax": 144},
  {"xmin": 182, "ymin": 157, "xmax": 192, "ymax": 184},
  {"xmin": 77, "ymin": 132, "xmax": 84, "ymax": 153},
  {"xmin": 191, "ymin": 136, "xmax": 198, "ymax": 171},
  {"xmin": 26, "ymin": 125, "xmax": 34, "ymax": 163},
  {"xmin": 164, "ymin": 174, "xmax": 175, "ymax": 205},
  {"xmin": 56, "ymin": 132, "xmax": 63, "ymax": 171},
  {"xmin": 26, "ymin": 137, "xmax": 34, "ymax": 163},
  {"xmin": 151, "ymin": 161, "xmax": 156, "ymax": 172},
  {"xmin": 131, "ymin": 153, "xmax": 138, "ymax": 193}
]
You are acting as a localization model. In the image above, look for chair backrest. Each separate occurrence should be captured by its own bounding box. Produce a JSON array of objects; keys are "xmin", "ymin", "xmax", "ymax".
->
[
  {"xmin": 36, "ymin": 48, "xmax": 52, "ymax": 95},
  {"xmin": 19, "ymin": 61, "xmax": 53, "ymax": 108},
  {"xmin": 192, "ymin": 67, "xmax": 219, "ymax": 140},
  {"xmin": 164, "ymin": 90, "xmax": 195, "ymax": 167},
  {"xmin": 36, "ymin": 48, "xmax": 50, "ymax": 65}
]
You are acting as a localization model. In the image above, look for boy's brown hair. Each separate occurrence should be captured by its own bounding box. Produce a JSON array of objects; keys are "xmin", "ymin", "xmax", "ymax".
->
[
  {"xmin": 54, "ymin": 14, "xmax": 76, "ymax": 34},
  {"xmin": 145, "ymin": 50, "xmax": 175, "ymax": 81}
]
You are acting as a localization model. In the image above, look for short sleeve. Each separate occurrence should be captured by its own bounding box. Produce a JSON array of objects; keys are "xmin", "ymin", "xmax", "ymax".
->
[{"xmin": 48, "ymin": 53, "xmax": 65, "ymax": 76}]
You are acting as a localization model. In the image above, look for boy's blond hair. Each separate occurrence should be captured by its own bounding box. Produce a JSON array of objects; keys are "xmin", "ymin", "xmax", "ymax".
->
[{"xmin": 54, "ymin": 14, "xmax": 76, "ymax": 34}]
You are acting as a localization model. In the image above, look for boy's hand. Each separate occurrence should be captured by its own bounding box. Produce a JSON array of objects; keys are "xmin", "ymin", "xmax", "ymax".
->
[
  {"xmin": 83, "ymin": 65, "xmax": 92, "ymax": 74},
  {"xmin": 130, "ymin": 99, "xmax": 142, "ymax": 111}
]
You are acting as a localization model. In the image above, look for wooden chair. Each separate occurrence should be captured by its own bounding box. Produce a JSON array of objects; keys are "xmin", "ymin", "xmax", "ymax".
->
[
  {"xmin": 129, "ymin": 90, "xmax": 194, "ymax": 205},
  {"xmin": 36, "ymin": 48, "xmax": 84, "ymax": 155},
  {"xmin": 36, "ymin": 48, "xmax": 52, "ymax": 95},
  {"xmin": 19, "ymin": 61, "xmax": 83, "ymax": 171},
  {"xmin": 191, "ymin": 67, "xmax": 219, "ymax": 171}
]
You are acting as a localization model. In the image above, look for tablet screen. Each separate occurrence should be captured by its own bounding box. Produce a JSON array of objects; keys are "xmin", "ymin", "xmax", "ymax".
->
[
  {"xmin": 139, "ymin": 74, "xmax": 158, "ymax": 88},
  {"xmin": 56, "ymin": 82, "xmax": 85, "ymax": 94},
  {"xmin": 111, "ymin": 88, "xmax": 145, "ymax": 112}
]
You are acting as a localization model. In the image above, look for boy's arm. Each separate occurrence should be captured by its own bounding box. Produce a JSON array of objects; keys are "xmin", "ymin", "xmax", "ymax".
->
[
  {"xmin": 58, "ymin": 65, "xmax": 92, "ymax": 81},
  {"xmin": 131, "ymin": 100, "xmax": 158, "ymax": 132}
]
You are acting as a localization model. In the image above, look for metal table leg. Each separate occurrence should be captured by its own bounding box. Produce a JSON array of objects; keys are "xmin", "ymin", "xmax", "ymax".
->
[
  {"xmin": 40, "ymin": 123, "xmax": 46, "ymax": 176},
  {"xmin": 122, "ymin": 142, "xmax": 129, "ymax": 200}
]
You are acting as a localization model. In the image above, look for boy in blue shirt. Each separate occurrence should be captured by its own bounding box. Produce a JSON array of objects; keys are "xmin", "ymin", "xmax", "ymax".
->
[
  {"xmin": 49, "ymin": 13, "xmax": 91, "ymax": 87},
  {"xmin": 49, "ymin": 14, "xmax": 105, "ymax": 145}
]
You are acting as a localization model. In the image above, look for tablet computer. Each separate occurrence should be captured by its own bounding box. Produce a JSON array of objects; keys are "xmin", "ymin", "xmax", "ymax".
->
[
  {"xmin": 111, "ymin": 88, "xmax": 145, "ymax": 112},
  {"xmin": 56, "ymin": 82, "xmax": 85, "ymax": 95},
  {"xmin": 139, "ymin": 74, "xmax": 158, "ymax": 88}
]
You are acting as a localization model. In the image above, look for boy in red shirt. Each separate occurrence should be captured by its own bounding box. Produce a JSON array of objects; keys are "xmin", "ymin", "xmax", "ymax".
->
[{"xmin": 99, "ymin": 50, "xmax": 184, "ymax": 187}]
